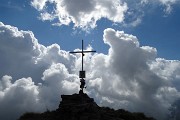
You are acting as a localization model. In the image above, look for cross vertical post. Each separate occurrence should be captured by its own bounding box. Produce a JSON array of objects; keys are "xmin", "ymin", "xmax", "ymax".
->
[
  {"xmin": 70, "ymin": 40, "xmax": 96, "ymax": 93},
  {"xmin": 82, "ymin": 39, "xmax": 83, "ymax": 71}
]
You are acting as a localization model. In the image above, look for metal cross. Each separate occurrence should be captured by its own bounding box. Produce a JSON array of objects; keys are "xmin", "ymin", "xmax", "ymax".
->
[{"xmin": 70, "ymin": 40, "xmax": 96, "ymax": 78}]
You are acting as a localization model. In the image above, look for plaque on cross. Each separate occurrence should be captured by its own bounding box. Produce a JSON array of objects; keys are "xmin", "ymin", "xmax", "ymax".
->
[{"xmin": 70, "ymin": 40, "xmax": 96, "ymax": 93}]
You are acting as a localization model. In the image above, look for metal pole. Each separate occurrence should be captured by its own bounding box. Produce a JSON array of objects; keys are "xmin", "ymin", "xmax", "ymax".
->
[{"xmin": 82, "ymin": 40, "xmax": 83, "ymax": 71}]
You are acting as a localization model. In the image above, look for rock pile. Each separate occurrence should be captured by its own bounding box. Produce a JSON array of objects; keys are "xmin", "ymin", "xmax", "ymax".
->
[{"xmin": 18, "ymin": 93, "xmax": 155, "ymax": 120}]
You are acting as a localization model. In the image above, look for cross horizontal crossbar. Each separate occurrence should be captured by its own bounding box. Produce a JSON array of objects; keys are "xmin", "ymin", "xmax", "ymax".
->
[{"xmin": 69, "ymin": 50, "xmax": 96, "ymax": 54}]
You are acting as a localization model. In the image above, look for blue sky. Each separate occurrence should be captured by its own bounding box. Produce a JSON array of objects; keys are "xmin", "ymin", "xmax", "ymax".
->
[
  {"xmin": 1, "ymin": 0, "xmax": 180, "ymax": 120},
  {"xmin": 0, "ymin": 0, "xmax": 180, "ymax": 60}
]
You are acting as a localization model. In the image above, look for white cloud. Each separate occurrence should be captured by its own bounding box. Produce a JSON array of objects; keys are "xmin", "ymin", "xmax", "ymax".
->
[
  {"xmin": 31, "ymin": 0, "xmax": 47, "ymax": 10},
  {"xmin": 86, "ymin": 28, "xmax": 177, "ymax": 120},
  {"xmin": 0, "ymin": 76, "xmax": 43, "ymax": 120},
  {"xmin": 0, "ymin": 22, "xmax": 180, "ymax": 120},
  {"xmin": 0, "ymin": 22, "xmax": 79, "ymax": 119},
  {"xmin": 31, "ymin": 0, "xmax": 180, "ymax": 29},
  {"xmin": 31, "ymin": 0, "xmax": 128, "ymax": 30}
]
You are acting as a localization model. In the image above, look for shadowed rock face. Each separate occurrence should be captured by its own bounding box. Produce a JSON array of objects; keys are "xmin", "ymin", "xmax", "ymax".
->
[{"xmin": 18, "ymin": 93, "xmax": 156, "ymax": 120}]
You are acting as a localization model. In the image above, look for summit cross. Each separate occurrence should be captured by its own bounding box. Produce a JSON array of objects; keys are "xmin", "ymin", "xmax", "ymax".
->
[{"xmin": 70, "ymin": 40, "xmax": 96, "ymax": 93}]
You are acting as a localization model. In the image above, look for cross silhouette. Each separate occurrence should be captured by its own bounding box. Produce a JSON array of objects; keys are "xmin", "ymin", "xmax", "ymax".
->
[{"xmin": 70, "ymin": 40, "xmax": 96, "ymax": 93}]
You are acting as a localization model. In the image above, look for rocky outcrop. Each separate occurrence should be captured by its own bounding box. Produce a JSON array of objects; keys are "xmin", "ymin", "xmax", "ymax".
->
[{"xmin": 18, "ymin": 93, "xmax": 155, "ymax": 120}]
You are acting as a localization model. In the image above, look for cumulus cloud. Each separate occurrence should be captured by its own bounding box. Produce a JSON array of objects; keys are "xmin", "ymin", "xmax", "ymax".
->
[
  {"xmin": 31, "ymin": 0, "xmax": 180, "ymax": 29},
  {"xmin": 0, "ymin": 22, "xmax": 180, "ymax": 120},
  {"xmin": 0, "ymin": 22, "xmax": 79, "ymax": 119},
  {"xmin": 87, "ymin": 28, "xmax": 180, "ymax": 120},
  {"xmin": 31, "ymin": 0, "xmax": 128, "ymax": 30},
  {"xmin": 0, "ymin": 75, "xmax": 43, "ymax": 120}
]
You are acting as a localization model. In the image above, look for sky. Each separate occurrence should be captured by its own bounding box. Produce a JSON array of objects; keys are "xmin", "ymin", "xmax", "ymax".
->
[{"xmin": 0, "ymin": 0, "xmax": 180, "ymax": 120}]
